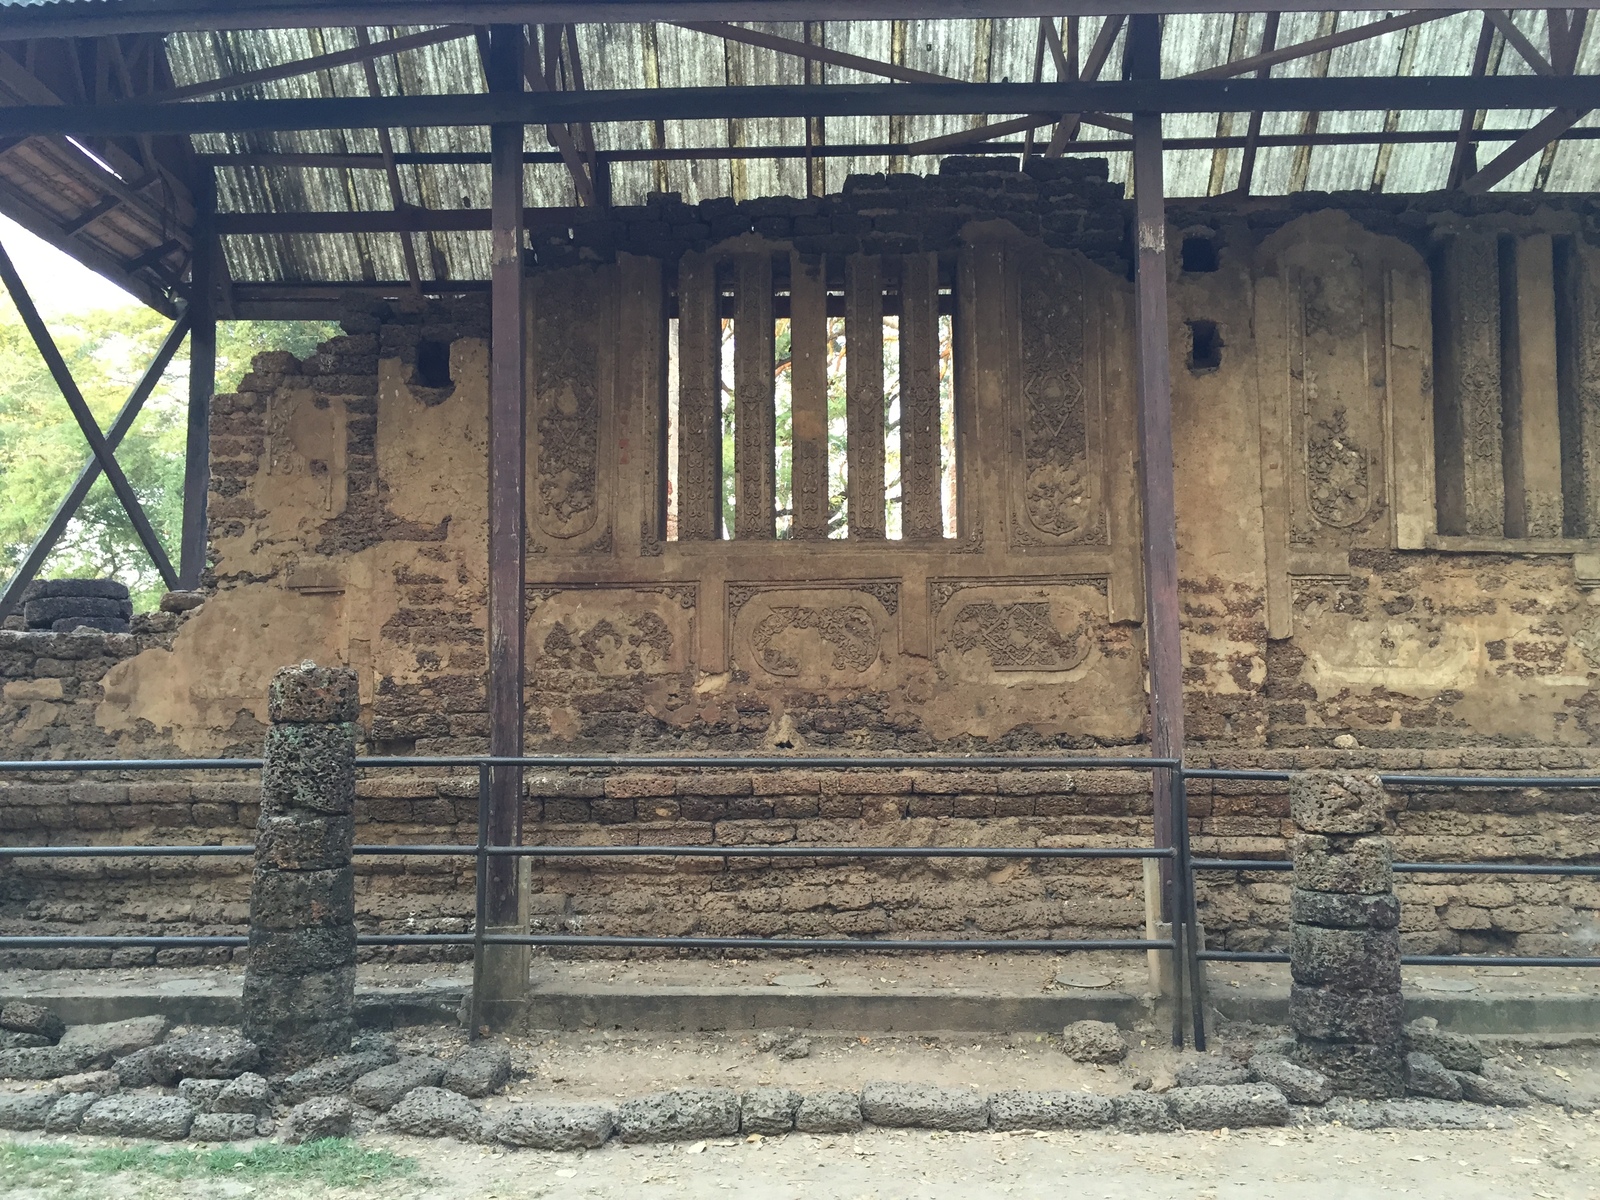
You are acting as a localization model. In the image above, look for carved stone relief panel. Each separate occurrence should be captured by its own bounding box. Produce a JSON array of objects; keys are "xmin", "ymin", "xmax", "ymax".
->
[
  {"xmin": 931, "ymin": 577, "xmax": 1103, "ymax": 683},
  {"xmin": 527, "ymin": 584, "xmax": 695, "ymax": 676},
  {"xmin": 1009, "ymin": 250, "xmax": 1107, "ymax": 549},
  {"xmin": 728, "ymin": 581, "xmax": 899, "ymax": 688},
  {"xmin": 1283, "ymin": 244, "xmax": 1388, "ymax": 551},
  {"xmin": 529, "ymin": 266, "xmax": 614, "ymax": 554}
]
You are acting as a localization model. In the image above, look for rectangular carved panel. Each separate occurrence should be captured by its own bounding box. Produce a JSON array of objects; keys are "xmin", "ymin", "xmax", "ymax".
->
[
  {"xmin": 931, "ymin": 576, "xmax": 1103, "ymax": 682},
  {"xmin": 1433, "ymin": 233, "xmax": 1504, "ymax": 537},
  {"xmin": 676, "ymin": 252, "xmax": 722, "ymax": 541},
  {"xmin": 529, "ymin": 265, "xmax": 612, "ymax": 553},
  {"xmin": 1285, "ymin": 248, "xmax": 1386, "ymax": 550},
  {"xmin": 619, "ymin": 256, "xmax": 667, "ymax": 555},
  {"xmin": 1010, "ymin": 250, "xmax": 1105, "ymax": 549},
  {"xmin": 900, "ymin": 251, "xmax": 943, "ymax": 540},
  {"xmin": 733, "ymin": 252, "xmax": 776, "ymax": 539},
  {"xmin": 729, "ymin": 580, "xmax": 899, "ymax": 688},
  {"xmin": 528, "ymin": 584, "xmax": 696, "ymax": 676},
  {"xmin": 846, "ymin": 254, "xmax": 885, "ymax": 539},
  {"xmin": 789, "ymin": 251, "xmax": 830, "ymax": 540},
  {"xmin": 1506, "ymin": 234, "xmax": 1564, "ymax": 538}
]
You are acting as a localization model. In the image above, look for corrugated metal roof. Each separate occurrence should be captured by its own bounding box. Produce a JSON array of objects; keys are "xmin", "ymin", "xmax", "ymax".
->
[{"xmin": 2, "ymin": 12, "xmax": 1595, "ymax": 292}]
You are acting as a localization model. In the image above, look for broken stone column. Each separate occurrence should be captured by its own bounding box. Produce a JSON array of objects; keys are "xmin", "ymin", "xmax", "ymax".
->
[
  {"xmin": 1287, "ymin": 771, "xmax": 1404, "ymax": 1098},
  {"xmin": 243, "ymin": 661, "xmax": 359, "ymax": 1073}
]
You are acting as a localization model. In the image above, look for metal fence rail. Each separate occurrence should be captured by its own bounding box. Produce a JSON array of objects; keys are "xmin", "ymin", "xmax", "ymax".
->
[
  {"xmin": 6, "ymin": 754, "xmax": 1600, "ymax": 1052},
  {"xmin": 1183, "ymin": 768, "xmax": 1600, "ymax": 1044},
  {"xmin": 0, "ymin": 753, "xmax": 1195, "ymax": 1045}
]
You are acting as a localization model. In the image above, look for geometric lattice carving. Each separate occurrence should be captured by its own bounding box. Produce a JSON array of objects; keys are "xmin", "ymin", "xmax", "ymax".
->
[
  {"xmin": 1014, "ymin": 252, "xmax": 1104, "ymax": 545},
  {"xmin": 949, "ymin": 601, "xmax": 1089, "ymax": 671},
  {"xmin": 533, "ymin": 271, "xmax": 601, "ymax": 540}
]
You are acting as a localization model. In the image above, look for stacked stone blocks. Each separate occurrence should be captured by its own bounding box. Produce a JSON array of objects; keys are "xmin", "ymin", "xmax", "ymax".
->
[
  {"xmin": 1289, "ymin": 771, "xmax": 1404, "ymax": 1098},
  {"xmin": 243, "ymin": 662, "xmax": 361, "ymax": 1072}
]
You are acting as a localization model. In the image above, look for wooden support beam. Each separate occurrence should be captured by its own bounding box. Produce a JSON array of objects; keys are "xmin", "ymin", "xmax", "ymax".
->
[
  {"xmin": 1450, "ymin": 15, "xmax": 1498, "ymax": 189},
  {"xmin": 676, "ymin": 20, "xmax": 952, "ymax": 85},
  {"xmin": 1236, "ymin": 11, "xmax": 1278, "ymax": 196},
  {"xmin": 1462, "ymin": 103, "xmax": 1589, "ymax": 192},
  {"xmin": 1190, "ymin": 9, "xmax": 1448, "ymax": 79},
  {"xmin": 353, "ymin": 27, "xmax": 424, "ymax": 293},
  {"xmin": 1044, "ymin": 13, "xmax": 1123, "ymax": 157},
  {"xmin": 0, "ymin": 237, "xmax": 178, "ymax": 589},
  {"xmin": 1484, "ymin": 9, "xmax": 1554, "ymax": 74},
  {"xmin": 522, "ymin": 27, "xmax": 597, "ymax": 207},
  {"xmin": 179, "ymin": 174, "xmax": 215, "ymax": 590},
  {"xmin": 10, "ymin": 77, "xmax": 1600, "ymax": 139},
  {"xmin": 479, "ymin": 22, "xmax": 527, "ymax": 1030},
  {"xmin": 1128, "ymin": 16, "xmax": 1184, "ymax": 860},
  {"xmin": 9, "ymin": 2, "xmax": 1558, "ymax": 40},
  {"xmin": 159, "ymin": 25, "xmax": 473, "ymax": 101},
  {"xmin": 0, "ymin": 309, "xmax": 191, "ymax": 622}
]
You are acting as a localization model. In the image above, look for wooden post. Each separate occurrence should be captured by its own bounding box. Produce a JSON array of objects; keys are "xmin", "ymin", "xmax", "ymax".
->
[
  {"xmin": 1129, "ymin": 15, "xmax": 1184, "ymax": 903},
  {"xmin": 180, "ymin": 171, "xmax": 216, "ymax": 590},
  {"xmin": 479, "ymin": 22, "xmax": 528, "ymax": 1028}
]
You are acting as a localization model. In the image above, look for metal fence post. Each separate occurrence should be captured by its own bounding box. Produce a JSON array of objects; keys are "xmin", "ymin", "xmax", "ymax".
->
[{"xmin": 469, "ymin": 759, "xmax": 491, "ymax": 1039}]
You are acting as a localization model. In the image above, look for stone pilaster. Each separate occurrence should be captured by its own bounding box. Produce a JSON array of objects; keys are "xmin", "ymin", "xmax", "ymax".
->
[
  {"xmin": 1288, "ymin": 771, "xmax": 1404, "ymax": 1098},
  {"xmin": 243, "ymin": 661, "xmax": 359, "ymax": 1073}
]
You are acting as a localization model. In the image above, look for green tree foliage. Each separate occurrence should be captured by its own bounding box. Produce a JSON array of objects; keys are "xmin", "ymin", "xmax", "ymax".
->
[{"xmin": 0, "ymin": 293, "xmax": 336, "ymax": 610}]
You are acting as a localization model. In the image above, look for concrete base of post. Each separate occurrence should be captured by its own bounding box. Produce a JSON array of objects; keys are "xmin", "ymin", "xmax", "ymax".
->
[
  {"xmin": 471, "ymin": 858, "xmax": 531, "ymax": 1033},
  {"xmin": 473, "ymin": 939, "xmax": 531, "ymax": 1032}
]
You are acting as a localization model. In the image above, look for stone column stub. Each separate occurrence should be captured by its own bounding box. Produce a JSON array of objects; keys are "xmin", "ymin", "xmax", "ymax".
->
[
  {"xmin": 244, "ymin": 660, "xmax": 359, "ymax": 1074},
  {"xmin": 1287, "ymin": 771, "xmax": 1404, "ymax": 1098}
]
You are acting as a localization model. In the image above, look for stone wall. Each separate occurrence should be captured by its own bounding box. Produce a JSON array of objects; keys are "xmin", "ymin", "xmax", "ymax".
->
[{"xmin": 4, "ymin": 160, "xmax": 1600, "ymax": 961}]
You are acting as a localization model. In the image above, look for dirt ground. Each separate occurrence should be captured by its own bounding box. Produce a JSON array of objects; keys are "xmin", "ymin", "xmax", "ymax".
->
[
  {"xmin": 369, "ymin": 1116, "xmax": 1600, "ymax": 1200},
  {"xmin": 5, "ymin": 1117, "xmax": 1600, "ymax": 1200}
]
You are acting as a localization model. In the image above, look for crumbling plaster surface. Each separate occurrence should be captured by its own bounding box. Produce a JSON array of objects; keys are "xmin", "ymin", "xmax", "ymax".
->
[{"xmin": 75, "ymin": 203, "xmax": 1600, "ymax": 756}]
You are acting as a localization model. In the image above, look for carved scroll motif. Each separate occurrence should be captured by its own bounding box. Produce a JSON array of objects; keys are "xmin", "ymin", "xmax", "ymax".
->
[
  {"xmin": 1288, "ymin": 252, "xmax": 1386, "ymax": 545},
  {"xmin": 1015, "ymin": 253, "xmax": 1103, "ymax": 545},
  {"xmin": 533, "ymin": 273, "xmax": 601, "ymax": 541},
  {"xmin": 751, "ymin": 606, "xmax": 879, "ymax": 676}
]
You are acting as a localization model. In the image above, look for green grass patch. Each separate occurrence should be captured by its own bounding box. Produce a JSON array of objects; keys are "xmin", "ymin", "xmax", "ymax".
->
[{"xmin": 0, "ymin": 1138, "xmax": 415, "ymax": 1190}]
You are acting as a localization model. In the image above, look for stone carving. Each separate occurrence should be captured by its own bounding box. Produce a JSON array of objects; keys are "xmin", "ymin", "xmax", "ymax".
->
[
  {"xmin": 751, "ymin": 606, "xmax": 879, "ymax": 676},
  {"xmin": 1015, "ymin": 254, "xmax": 1101, "ymax": 544},
  {"xmin": 533, "ymin": 279, "xmax": 601, "ymax": 540},
  {"xmin": 731, "ymin": 585, "xmax": 896, "ymax": 684},
  {"xmin": 541, "ymin": 612, "xmax": 674, "ymax": 674},
  {"xmin": 949, "ymin": 601, "xmax": 1090, "ymax": 672},
  {"xmin": 527, "ymin": 587, "xmax": 693, "ymax": 676},
  {"xmin": 1287, "ymin": 252, "xmax": 1385, "ymax": 544},
  {"xmin": 933, "ymin": 578, "xmax": 1102, "ymax": 682},
  {"xmin": 1306, "ymin": 410, "xmax": 1369, "ymax": 529}
]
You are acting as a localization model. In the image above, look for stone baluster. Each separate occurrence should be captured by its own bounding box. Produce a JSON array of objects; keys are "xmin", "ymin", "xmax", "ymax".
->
[
  {"xmin": 243, "ymin": 661, "xmax": 360, "ymax": 1073},
  {"xmin": 1288, "ymin": 771, "xmax": 1404, "ymax": 1098}
]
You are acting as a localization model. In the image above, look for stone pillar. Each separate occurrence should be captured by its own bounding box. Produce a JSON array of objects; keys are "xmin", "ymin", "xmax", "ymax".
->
[
  {"xmin": 1288, "ymin": 771, "xmax": 1404, "ymax": 1098},
  {"xmin": 244, "ymin": 661, "xmax": 359, "ymax": 1073}
]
